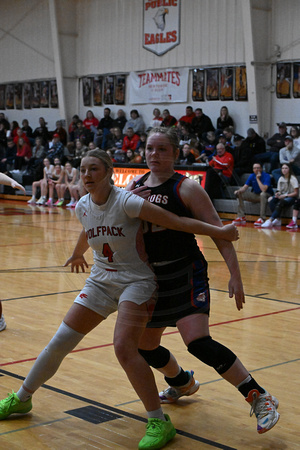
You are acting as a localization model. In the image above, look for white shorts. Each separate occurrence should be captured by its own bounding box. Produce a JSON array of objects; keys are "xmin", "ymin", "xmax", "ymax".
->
[{"xmin": 74, "ymin": 264, "xmax": 157, "ymax": 318}]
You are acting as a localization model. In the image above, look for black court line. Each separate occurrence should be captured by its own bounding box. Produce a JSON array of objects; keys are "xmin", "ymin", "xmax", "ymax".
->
[
  {"xmin": 0, "ymin": 368, "xmax": 236, "ymax": 450},
  {"xmin": 0, "ymin": 290, "xmax": 81, "ymax": 302}
]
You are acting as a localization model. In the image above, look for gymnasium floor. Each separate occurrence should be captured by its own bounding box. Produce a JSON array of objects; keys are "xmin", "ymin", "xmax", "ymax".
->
[{"xmin": 0, "ymin": 200, "xmax": 299, "ymax": 449}]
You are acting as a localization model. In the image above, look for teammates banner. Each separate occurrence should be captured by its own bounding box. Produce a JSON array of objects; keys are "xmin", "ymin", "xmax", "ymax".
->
[{"xmin": 129, "ymin": 68, "xmax": 188, "ymax": 104}]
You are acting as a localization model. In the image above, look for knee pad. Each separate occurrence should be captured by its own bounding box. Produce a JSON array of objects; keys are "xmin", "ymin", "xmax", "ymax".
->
[
  {"xmin": 188, "ymin": 336, "xmax": 236, "ymax": 375},
  {"xmin": 138, "ymin": 345, "xmax": 170, "ymax": 369}
]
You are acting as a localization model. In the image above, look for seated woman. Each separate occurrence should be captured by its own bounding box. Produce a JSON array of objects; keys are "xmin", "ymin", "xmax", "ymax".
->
[
  {"xmin": 46, "ymin": 160, "xmax": 65, "ymax": 207},
  {"xmin": 49, "ymin": 161, "xmax": 78, "ymax": 207},
  {"xmin": 58, "ymin": 161, "xmax": 79, "ymax": 207},
  {"xmin": 14, "ymin": 137, "xmax": 32, "ymax": 171},
  {"xmin": 262, "ymin": 163, "xmax": 299, "ymax": 227},
  {"xmin": 27, "ymin": 158, "xmax": 53, "ymax": 204}
]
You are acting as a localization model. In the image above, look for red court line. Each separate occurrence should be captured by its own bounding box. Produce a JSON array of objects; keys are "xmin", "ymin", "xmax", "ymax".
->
[{"xmin": 1, "ymin": 305, "xmax": 299, "ymax": 368}]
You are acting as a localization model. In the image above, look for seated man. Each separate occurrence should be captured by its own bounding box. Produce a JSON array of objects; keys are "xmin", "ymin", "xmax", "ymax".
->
[
  {"xmin": 179, "ymin": 144, "xmax": 196, "ymax": 165},
  {"xmin": 178, "ymin": 105, "xmax": 195, "ymax": 125},
  {"xmin": 233, "ymin": 163, "xmax": 274, "ymax": 226},
  {"xmin": 272, "ymin": 135, "xmax": 300, "ymax": 184},
  {"xmin": 160, "ymin": 109, "xmax": 177, "ymax": 128},
  {"xmin": 255, "ymin": 123, "xmax": 287, "ymax": 172},
  {"xmin": 122, "ymin": 127, "xmax": 140, "ymax": 152},
  {"xmin": 204, "ymin": 143, "xmax": 234, "ymax": 200}
]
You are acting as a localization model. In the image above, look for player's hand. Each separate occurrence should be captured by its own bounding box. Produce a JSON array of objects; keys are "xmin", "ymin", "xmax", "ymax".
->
[
  {"xmin": 63, "ymin": 255, "xmax": 89, "ymax": 273},
  {"xmin": 221, "ymin": 224, "xmax": 239, "ymax": 241},
  {"xmin": 228, "ymin": 276, "xmax": 245, "ymax": 311},
  {"xmin": 130, "ymin": 182, "xmax": 151, "ymax": 199},
  {"xmin": 11, "ymin": 180, "xmax": 26, "ymax": 193}
]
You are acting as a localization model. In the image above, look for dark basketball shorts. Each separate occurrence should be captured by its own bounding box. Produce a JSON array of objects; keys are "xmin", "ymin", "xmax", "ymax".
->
[{"xmin": 147, "ymin": 255, "xmax": 210, "ymax": 328}]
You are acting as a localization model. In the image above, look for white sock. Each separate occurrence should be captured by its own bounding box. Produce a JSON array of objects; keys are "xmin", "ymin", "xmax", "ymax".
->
[
  {"xmin": 235, "ymin": 374, "xmax": 251, "ymax": 389},
  {"xmin": 17, "ymin": 386, "xmax": 32, "ymax": 402},
  {"xmin": 292, "ymin": 215, "xmax": 297, "ymax": 223},
  {"xmin": 147, "ymin": 408, "xmax": 166, "ymax": 421},
  {"xmin": 18, "ymin": 322, "xmax": 84, "ymax": 399}
]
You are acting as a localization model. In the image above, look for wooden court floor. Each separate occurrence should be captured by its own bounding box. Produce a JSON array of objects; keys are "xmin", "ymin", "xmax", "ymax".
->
[{"xmin": 0, "ymin": 200, "xmax": 299, "ymax": 449}]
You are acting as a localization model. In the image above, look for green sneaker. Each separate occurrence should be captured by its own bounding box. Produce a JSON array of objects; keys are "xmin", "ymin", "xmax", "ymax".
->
[
  {"xmin": 0, "ymin": 392, "xmax": 32, "ymax": 420},
  {"xmin": 138, "ymin": 414, "xmax": 176, "ymax": 449}
]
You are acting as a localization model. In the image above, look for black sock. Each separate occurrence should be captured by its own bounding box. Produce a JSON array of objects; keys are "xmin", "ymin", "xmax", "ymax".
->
[
  {"xmin": 164, "ymin": 368, "xmax": 190, "ymax": 387},
  {"xmin": 238, "ymin": 376, "xmax": 265, "ymax": 398}
]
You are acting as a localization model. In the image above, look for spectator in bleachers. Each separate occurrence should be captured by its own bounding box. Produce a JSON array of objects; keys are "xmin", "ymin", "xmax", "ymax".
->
[
  {"xmin": 46, "ymin": 133, "xmax": 64, "ymax": 163},
  {"xmin": 122, "ymin": 127, "xmax": 140, "ymax": 152},
  {"xmin": 0, "ymin": 138, "xmax": 16, "ymax": 172},
  {"xmin": 14, "ymin": 137, "xmax": 32, "ymax": 171},
  {"xmin": 123, "ymin": 109, "xmax": 145, "ymax": 135},
  {"xmin": 262, "ymin": 163, "xmax": 299, "ymax": 228},
  {"xmin": 256, "ymin": 122, "xmax": 288, "ymax": 173},
  {"xmin": 47, "ymin": 161, "xmax": 65, "ymax": 206},
  {"xmin": 230, "ymin": 134, "xmax": 253, "ymax": 180},
  {"xmin": 179, "ymin": 144, "xmax": 196, "ymax": 165},
  {"xmin": 32, "ymin": 117, "xmax": 50, "ymax": 146},
  {"xmin": 178, "ymin": 106, "xmax": 195, "ymax": 125},
  {"xmin": 0, "ymin": 122, "xmax": 7, "ymax": 158},
  {"xmin": 233, "ymin": 162, "xmax": 273, "ymax": 226},
  {"xmin": 271, "ymin": 135, "xmax": 300, "ymax": 184},
  {"xmin": 83, "ymin": 110, "xmax": 99, "ymax": 130},
  {"xmin": 68, "ymin": 115, "xmax": 80, "ymax": 142},
  {"xmin": 148, "ymin": 108, "xmax": 163, "ymax": 130},
  {"xmin": 289, "ymin": 126, "xmax": 300, "ymax": 149},
  {"xmin": 218, "ymin": 133, "xmax": 232, "ymax": 152},
  {"xmin": 27, "ymin": 157, "xmax": 53, "ymax": 204},
  {"xmin": 21, "ymin": 119, "xmax": 33, "ymax": 142},
  {"xmin": 52, "ymin": 120, "xmax": 67, "ymax": 146},
  {"xmin": 204, "ymin": 143, "xmax": 234, "ymax": 200},
  {"xmin": 27, "ymin": 137, "xmax": 46, "ymax": 179},
  {"xmin": 216, "ymin": 106, "xmax": 234, "ymax": 136},
  {"xmin": 0, "ymin": 113, "xmax": 10, "ymax": 131},
  {"xmin": 73, "ymin": 139, "xmax": 88, "ymax": 168},
  {"xmin": 13, "ymin": 128, "xmax": 31, "ymax": 147},
  {"xmin": 107, "ymin": 127, "xmax": 124, "ymax": 152},
  {"xmin": 178, "ymin": 123, "xmax": 197, "ymax": 148},
  {"xmin": 242, "ymin": 128, "xmax": 266, "ymax": 157},
  {"xmin": 10, "ymin": 121, "xmax": 20, "ymax": 140},
  {"xmin": 94, "ymin": 108, "xmax": 114, "ymax": 149},
  {"xmin": 73, "ymin": 119, "xmax": 92, "ymax": 145},
  {"xmin": 191, "ymin": 108, "xmax": 214, "ymax": 140},
  {"xmin": 223, "ymin": 126, "xmax": 236, "ymax": 149},
  {"xmin": 161, "ymin": 109, "xmax": 177, "ymax": 128},
  {"xmin": 136, "ymin": 132, "xmax": 147, "ymax": 153},
  {"xmin": 113, "ymin": 109, "xmax": 127, "ymax": 131}
]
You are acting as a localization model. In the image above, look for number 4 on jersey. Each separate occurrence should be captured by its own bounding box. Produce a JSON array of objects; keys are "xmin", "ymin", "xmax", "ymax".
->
[{"xmin": 102, "ymin": 243, "xmax": 114, "ymax": 262}]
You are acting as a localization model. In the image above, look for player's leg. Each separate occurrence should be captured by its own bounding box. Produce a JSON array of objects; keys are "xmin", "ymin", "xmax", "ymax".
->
[
  {"xmin": 176, "ymin": 313, "xmax": 280, "ymax": 434},
  {"xmin": 0, "ymin": 304, "xmax": 104, "ymax": 420},
  {"xmin": 114, "ymin": 301, "xmax": 176, "ymax": 449},
  {"xmin": 0, "ymin": 301, "xmax": 6, "ymax": 331}
]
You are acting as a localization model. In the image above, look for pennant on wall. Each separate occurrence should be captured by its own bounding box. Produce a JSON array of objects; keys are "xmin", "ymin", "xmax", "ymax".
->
[{"xmin": 143, "ymin": 0, "xmax": 180, "ymax": 56}]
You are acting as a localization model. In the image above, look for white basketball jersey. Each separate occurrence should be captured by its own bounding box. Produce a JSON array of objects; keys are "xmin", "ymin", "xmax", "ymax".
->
[{"xmin": 76, "ymin": 186, "xmax": 153, "ymax": 278}]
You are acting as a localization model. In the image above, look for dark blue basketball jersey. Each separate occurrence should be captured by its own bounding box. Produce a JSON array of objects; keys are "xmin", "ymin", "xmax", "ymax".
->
[{"xmin": 135, "ymin": 172, "xmax": 202, "ymax": 263}]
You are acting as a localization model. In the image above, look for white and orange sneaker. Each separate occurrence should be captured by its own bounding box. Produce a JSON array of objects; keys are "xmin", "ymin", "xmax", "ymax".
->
[
  {"xmin": 232, "ymin": 216, "xmax": 246, "ymax": 225},
  {"xmin": 246, "ymin": 389, "xmax": 280, "ymax": 434},
  {"xmin": 159, "ymin": 370, "xmax": 200, "ymax": 404}
]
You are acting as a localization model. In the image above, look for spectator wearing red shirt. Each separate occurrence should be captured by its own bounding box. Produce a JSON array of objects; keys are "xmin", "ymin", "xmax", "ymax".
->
[
  {"xmin": 83, "ymin": 110, "xmax": 99, "ymax": 130},
  {"xmin": 205, "ymin": 143, "xmax": 234, "ymax": 200},
  {"xmin": 161, "ymin": 109, "xmax": 177, "ymax": 128},
  {"xmin": 14, "ymin": 137, "xmax": 32, "ymax": 170},
  {"xmin": 178, "ymin": 106, "xmax": 196, "ymax": 125},
  {"xmin": 13, "ymin": 128, "xmax": 30, "ymax": 147},
  {"xmin": 122, "ymin": 128, "xmax": 140, "ymax": 152}
]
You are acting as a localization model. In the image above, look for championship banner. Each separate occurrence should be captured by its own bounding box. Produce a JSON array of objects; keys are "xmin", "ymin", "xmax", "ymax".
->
[
  {"xmin": 112, "ymin": 166, "xmax": 206, "ymax": 188},
  {"xmin": 129, "ymin": 68, "xmax": 188, "ymax": 104},
  {"xmin": 143, "ymin": 0, "xmax": 180, "ymax": 56}
]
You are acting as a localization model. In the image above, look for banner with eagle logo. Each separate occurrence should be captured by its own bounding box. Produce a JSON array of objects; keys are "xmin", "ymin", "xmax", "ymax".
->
[{"xmin": 143, "ymin": 0, "xmax": 180, "ymax": 56}]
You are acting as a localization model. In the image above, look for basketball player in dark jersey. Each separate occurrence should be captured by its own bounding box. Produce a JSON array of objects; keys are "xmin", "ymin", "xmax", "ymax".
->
[{"xmin": 127, "ymin": 127, "xmax": 279, "ymax": 435}]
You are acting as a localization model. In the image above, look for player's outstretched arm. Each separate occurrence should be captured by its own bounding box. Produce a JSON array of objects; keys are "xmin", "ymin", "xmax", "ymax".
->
[
  {"xmin": 0, "ymin": 172, "xmax": 26, "ymax": 193},
  {"xmin": 139, "ymin": 201, "xmax": 239, "ymax": 242},
  {"xmin": 63, "ymin": 228, "xmax": 89, "ymax": 273}
]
